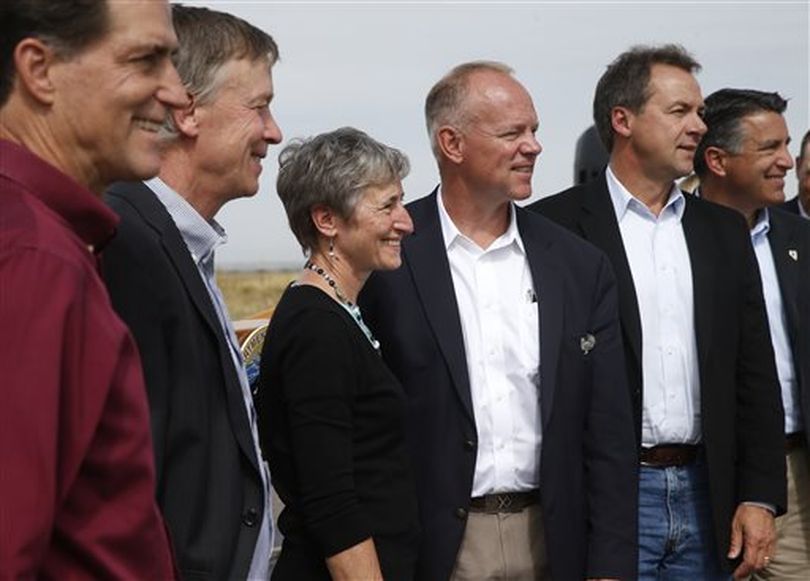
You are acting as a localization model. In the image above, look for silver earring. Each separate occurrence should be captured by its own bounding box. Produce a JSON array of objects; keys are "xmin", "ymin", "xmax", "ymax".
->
[{"xmin": 328, "ymin": 237, "xmax": 336, "ymax": 258}]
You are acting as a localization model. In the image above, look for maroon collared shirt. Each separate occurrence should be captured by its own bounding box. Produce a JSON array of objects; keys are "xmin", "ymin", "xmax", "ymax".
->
[{"xmin": 0, "ymin": 140, "xmax": 175, "ymax": 578}]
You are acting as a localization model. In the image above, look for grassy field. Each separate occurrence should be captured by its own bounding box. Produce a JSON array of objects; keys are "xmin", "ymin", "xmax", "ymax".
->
[{"xmin": 216, "ymin": 270, "xmax": 297, "ymax": 320}]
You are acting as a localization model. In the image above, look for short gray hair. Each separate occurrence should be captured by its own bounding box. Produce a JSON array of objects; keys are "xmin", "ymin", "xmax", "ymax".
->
[
  {"xmin": 277, "ymin": 127, "xmax": 410, "ymax": 253},
  {"xmin": 425, "ymin": 61, "xmax": 514, "ymax": 156},
  {"xmin": 164, "ymin": 4, "xmax": 279, "ymax": 134}
]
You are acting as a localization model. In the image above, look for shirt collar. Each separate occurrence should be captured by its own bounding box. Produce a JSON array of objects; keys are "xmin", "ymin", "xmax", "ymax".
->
[
  {"xmin": 0, "ymin": 139, "xmax": 118, "ymax": 251},
  {"xmin": 436, "ymin": 186, "xmax": 525, "ymax": 254},
  {"xmin": 693, "ymin": 187, "xmax": 770, "ymax": 241},
  {"xmin": 750, "ymin": 208, "xmax": 771, "ymax": 241},
  {"xmin": 147, "ymin": 176, "xmax": 227, "ymax": 265},
  {"xmin": 606, "ymin": 165, "xmax": 685, "ymax": 222}
]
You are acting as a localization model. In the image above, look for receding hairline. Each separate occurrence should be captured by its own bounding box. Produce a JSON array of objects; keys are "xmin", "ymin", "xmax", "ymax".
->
[
  {"xmin": 203, "ymin": 53, "xmax": 274, "ymax": 101},
  {"xmin": 425, "ymin": 60, "xmax": 520, "ymax": 141}
]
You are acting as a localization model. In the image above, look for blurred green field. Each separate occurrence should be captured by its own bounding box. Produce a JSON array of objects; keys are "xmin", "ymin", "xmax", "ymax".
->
[{"xmin": 216, "ymin": 270, "xmax": 296, "ymax": 320}]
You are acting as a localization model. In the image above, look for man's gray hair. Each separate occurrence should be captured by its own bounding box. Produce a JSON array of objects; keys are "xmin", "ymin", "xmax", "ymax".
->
[
  {"xmin": 425, "ymin": 61, "xmax": 514, "ymax": 157},
  {"xmin": 163, "ymin": 4, "xmax": 279, "ymax": 135},
  {"xmin": 277, "ymin": 127, "xmax": 410, "ymax": 254}
]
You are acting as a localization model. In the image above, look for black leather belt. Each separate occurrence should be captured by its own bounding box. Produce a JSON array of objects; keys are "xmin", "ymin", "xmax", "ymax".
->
[
  {"xmin": 786, "ymin": 431, "xmax": 806, "ymax": 452},
  {"xmin": 469, "ymin": 490, "xmax": 539, "ymax": 514},
  {"xmin": 640, "ymin": 444, "xmax": 699, "ymax": 467}
]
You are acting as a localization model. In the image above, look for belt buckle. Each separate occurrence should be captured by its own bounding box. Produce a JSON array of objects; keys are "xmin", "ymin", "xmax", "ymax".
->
[{"xmin": 496, "ymin": 493, "xmax": 513, "ymax": 512}]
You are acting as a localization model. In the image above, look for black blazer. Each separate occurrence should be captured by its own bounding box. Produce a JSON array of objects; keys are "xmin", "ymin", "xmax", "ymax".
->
[
  {"xmin": 360, "ymin": 191, "xmax": 638, "ymax": 581},
  {"xmin": 779, "ymin": 196, "xmax": 802, "ymax": 216},
  {"xmin": 103, "ymin": 182, "xmax": 265, "ymax": 581},
  {"xmin": 767, "ymin": 208, "xmax": 810, "ymax": 446},
  {"xmin": 529, "ymin": 174, "xmax": 787, "ymax": 571}
]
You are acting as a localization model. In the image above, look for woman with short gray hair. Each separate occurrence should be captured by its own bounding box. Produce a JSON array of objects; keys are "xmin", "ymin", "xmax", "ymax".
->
[{"xmin": 257, "ymin": 127, "xmax": 419, "ymax": 580}]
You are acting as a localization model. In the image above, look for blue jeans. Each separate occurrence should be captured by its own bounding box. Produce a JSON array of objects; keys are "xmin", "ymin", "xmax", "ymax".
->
[{"xmin": 638, "ymin": 455, "xmax": 731, "ymax": 580}]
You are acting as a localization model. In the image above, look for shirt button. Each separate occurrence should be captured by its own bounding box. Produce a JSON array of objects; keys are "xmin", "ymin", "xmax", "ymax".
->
[
  {"xmin": 464, "ymin": 439, "xmax": 476, "ymax": 451},
  {"xmin": 455, "ymin": 507, "xmax": 468, "ymax": 520},
  {"xmin": 242, "ymin": 507, "xmax": 259, "ymax": 527}
]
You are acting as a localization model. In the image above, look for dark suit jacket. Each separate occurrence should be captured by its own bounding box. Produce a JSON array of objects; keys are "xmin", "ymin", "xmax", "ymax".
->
[
  {"xmin": 103, "ymin": 181, "xmax": 265, "ymax": 581},
  {"xmin": 359, "ymin": 191, "xmax": 638, "ymax": 581},
  {"xmin": 767, "ymin": 208, "xmax": 810, "ymax": 446},
  {"xmin": 779, "ymin": 196, "xmax": 803, "ymax": 217},
  {"xmin": 529, "ymin": 174, "xmax": 787, "ymax": 571}
]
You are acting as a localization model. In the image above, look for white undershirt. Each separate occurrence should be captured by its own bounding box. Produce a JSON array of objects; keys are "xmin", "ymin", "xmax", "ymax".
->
[
  {"xmin": 437, "ymin": 190, "xmax": 542, "ymax": 495},
  {"xmin": 606, "ymin": 167, "xmax": 702, "ymax": 446}
]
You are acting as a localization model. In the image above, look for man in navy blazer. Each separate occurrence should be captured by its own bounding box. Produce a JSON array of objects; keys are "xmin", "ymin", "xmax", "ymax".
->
[
  {"xmin": 780, "ymin": 129, "xmax": 810, "ymax": 218},
  {"xmin": 530, "ymin": 45, "xmax": 785, "ymax": 579},
  {"xmin": 696, "ymin": 88, "xmax": 810, "ymax": 579},
  {"xmin": 103, "ymin": 6, "xmax": 282, "ymax": 579},
  {"xmin": 360, "ymin": 62, "xmax": 638, "ymax": 580}
]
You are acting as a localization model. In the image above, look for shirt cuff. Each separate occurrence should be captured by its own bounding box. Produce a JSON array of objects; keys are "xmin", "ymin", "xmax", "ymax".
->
[{"xmin": 742, "ymin": 501, "xmax": 776, "ymax": 515}]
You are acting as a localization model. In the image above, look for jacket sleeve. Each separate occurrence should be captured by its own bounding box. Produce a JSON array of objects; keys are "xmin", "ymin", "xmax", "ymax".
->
[
  {"xmin": 584, "ymin": 253, "xmax": 639, "ymax": 580},
  {"xmin": 102, "ymin": 199, "xmax": 172, "ymax": 490}
]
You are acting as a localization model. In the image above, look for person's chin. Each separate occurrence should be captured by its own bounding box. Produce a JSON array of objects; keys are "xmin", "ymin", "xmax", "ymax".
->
[
  {"xmin": 509, "ymin": 187, "xmax": 532, "ymax": 201},
  {"xmin": 238, "ymin": 177, "xmax": 261, "ymax": 198},
  {"xmin": 123, "ymin": 152, "xmax": 162, "ymax": 182},
  {"xmin": 375, "ymin": 252, "xmax": 402, "ymax": 272},
  {"xmin": 766, "ymin": 190, "xmax": 786, "ymax": 205}
]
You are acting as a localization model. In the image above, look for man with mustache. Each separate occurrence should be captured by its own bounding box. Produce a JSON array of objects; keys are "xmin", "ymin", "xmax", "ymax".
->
[
  {"xmin": 696, "ymin": 88, "xmax": 810, "ymax": 580},
  {"xmin": 102, "ymin": 5, "xmax": 282, "ymax": 579},
  {"xmin": 0, "ymin": 0, "xmax": 186, "ymax": 576},
  {"xmin": 360, "ymin": 61, "xmax": 638, "ymax": 581},
  {"xmin": 531, "ymin": 45, "xmax": 786, "ymax": 579}
]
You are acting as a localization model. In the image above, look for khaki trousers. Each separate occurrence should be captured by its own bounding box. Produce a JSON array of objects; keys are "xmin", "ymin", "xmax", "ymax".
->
[
  {"xmin": 752, "ymin": 444, "xmax": 810, "ymax": 580},
  {"xmin": 449, "ymin": 503, "xmax": 549, "ymax": 581}
]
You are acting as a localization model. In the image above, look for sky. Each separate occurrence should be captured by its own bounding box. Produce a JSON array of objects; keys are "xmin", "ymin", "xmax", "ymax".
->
[{"xmin": 187, "ymin": 1, "xmax": 810, "ymax": 269}]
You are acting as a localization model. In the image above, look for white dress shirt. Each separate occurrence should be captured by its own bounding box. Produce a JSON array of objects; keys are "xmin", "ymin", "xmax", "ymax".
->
[
  {"xmin": 149, "ymin": 177, "xmax": 273, "ymax": 579},
  {"xmin": 750, "ymin": 210, "xmax": 803, "ymax": 434},
  {"xmin": 437, "ymin": 190, "xmax": 541, "ymax": 496},
  {"xmin": 606, "ymin": 167, "xmax": 702, "ymax": 446}
]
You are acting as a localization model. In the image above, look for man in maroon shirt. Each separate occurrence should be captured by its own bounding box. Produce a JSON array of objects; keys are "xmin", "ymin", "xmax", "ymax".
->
[{"xmin": 0, "ymin": 0, "xmax": 187, "ymax": 577}]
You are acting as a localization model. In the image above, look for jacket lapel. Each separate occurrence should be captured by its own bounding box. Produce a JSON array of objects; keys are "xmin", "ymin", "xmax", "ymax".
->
[
  {"xmin": 767, "ymin": 212, "xmax": 800, "ymax": 359},
  {"xmin": 681, "ymin": 196, "xmax": 716, "ymax": 372},
  {"xmin": 578, "ymin": 176, "xmax": 643, "ymax": 374},
  {"xmin": 517, "ymin": 208, "xmax": 562, "ymax": 428},
  {"xmin": 404, "ymin": 191, "xmax": 475, "ymax": 424},
  {"xmin": 113, "ymin": 182, "xmax": 261, "ymax": 473}
]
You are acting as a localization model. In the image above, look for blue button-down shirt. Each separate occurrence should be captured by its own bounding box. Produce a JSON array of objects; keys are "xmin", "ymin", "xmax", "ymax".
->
[{"xmin": 750, "ymin": 209, "xmax": 802, "ymax": 434}]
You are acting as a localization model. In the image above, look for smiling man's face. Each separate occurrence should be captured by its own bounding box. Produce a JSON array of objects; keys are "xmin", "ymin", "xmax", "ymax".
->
[{"xmin": 49, "ymin": 0, "xmax": 186, "ymax": 191}]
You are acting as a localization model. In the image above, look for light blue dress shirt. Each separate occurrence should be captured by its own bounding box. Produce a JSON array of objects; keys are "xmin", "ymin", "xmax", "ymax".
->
[{"xmin": 750, "ymin": 209, "xmax": 802, "ymax": 434}]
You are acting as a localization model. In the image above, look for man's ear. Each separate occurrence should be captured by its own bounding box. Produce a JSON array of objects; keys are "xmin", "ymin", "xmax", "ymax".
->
[
  {"xmin": 310, "ymin": 204, "xmax": 338, "ymax": 239},
  {"xmin": 703, "ymin": 146, "xmax": 728, "ymax": 177},
  {"xmin": 13, "ymin": 38, "xmax": 59, "ymax": 105},
  {"xmin": 171, "ymin": 95, "xmax": 199, "ymax": 138},
  {"xmin": 436, "ymin": 125, "xmax": 464, "ymax": 164},
  {"xmin": 610, "ymin": 106, "xmax": 633, "ymax": 140}
]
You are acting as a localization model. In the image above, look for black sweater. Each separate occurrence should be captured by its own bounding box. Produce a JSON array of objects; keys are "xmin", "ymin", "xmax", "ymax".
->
[{"xmin": 257, "ymin": 285, "xmax": 419, "ymax": 580}]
